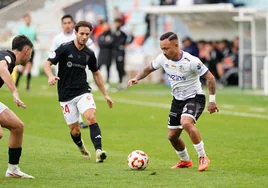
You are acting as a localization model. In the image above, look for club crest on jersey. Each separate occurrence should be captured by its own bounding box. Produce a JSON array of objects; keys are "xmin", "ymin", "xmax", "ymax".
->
[
  {"xmin": 178, "ymin": 65, "xmax": 184, "ymax": 72},
  {"xmin": 49, "ymin": 51, "xmax": 56, "ymax": 59},
  {"xmin": 4, "ymin": 56, "xmax": 11, "ymax": 64}
]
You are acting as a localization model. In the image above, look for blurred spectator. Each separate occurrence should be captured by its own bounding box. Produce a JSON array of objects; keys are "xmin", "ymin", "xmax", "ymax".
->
[
  {"xmin": 113, "ymin": 18, "xmax": 134, "ymax": 89},
  {"xmin": 160, "ymin": 0, "xmax": 177, "ymax": 5},
  {"xmin": 113, "ymin": 6, "xmax": 126, "ymax": 26},
  {"xmin": 97, "ymin": 22, "xmax": 114, "ymax": 86},
  {"xmin": 182, "ymin": 37, "xmax": 199, "ymax": 57},
  {"xmin": 92, "ymin": 16, "xmax": 105, "ymax": 42},
  {"xmin": 16, "ymin": 13, "xmax": 37, "ymax": 91},
  {"xmin": 216, "ymin": 37, "xmax": 239, "ymax": 85}
]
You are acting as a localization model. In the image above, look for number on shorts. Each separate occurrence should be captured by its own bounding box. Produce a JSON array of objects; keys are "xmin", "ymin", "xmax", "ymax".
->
[{"xmin": 61, "ymin": 104, "xmax": 70, "ymax": 114}]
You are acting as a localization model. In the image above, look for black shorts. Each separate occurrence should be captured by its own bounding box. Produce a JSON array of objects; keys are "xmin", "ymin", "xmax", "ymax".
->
[
  {"xmin": 29, "ymin": 49, "xmax": 35, "ymax": 63},
  {"xmin": 168, "ymin": 94, "xmax": 206, "ymax": 129}
]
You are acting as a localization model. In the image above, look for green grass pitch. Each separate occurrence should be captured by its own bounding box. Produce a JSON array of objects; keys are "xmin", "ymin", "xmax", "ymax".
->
[{"xmin": 0, "ymin": 76, "xmax": 268, "ymax": 188}]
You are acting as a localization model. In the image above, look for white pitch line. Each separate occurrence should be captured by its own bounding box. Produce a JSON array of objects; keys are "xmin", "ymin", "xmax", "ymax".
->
[{"xmin": 95, "ymin": 97, "xmax": 268, "ymax": 120}]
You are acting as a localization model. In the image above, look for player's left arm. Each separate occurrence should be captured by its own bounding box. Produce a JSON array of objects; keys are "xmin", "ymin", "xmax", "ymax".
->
[
  {"xmin": 92, "ymin": 70, "xmax": 113, "ymax": 108},
  {"xmin": 203, "ymin": 71, "xmax": 219, "ymax": 114}
]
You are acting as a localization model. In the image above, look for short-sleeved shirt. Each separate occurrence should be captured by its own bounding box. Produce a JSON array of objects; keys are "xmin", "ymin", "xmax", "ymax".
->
[
  {"xmin": 0, "ymin": 50, "xmax": 16, "ymax": 88},
  {"xmin": 47, "ymin": 41, "xmax": 98, "ymax": 102},
  {"xmin": 50, "ymin": 30, "xmax": 94, "ymax": 52},
  {"xmin": 151, "ymin": 51, "xmax": 208, "ymax": 100},
  {"xmin": 18, "ymin": 25, "xmax": 36, "ymax": 43}
]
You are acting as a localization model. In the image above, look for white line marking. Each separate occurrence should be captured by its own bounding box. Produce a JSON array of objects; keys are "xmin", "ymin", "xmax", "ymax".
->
[{"xmin": 95, "ymin": 97, "xmax": 268, "ymax": 120}]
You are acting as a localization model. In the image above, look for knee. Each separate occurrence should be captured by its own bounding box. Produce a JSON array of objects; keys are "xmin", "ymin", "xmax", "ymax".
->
[
  {"xmin": 168, "ymin": 132, "xmax": 177, "ymax": 142},
  {"xmin": 181, "ymin": 119, "xmax": 193, "ymax": 130},
  {"xmin": 85, "ymin": 114, "xmax": 96, "ymax": 125},
  {"xmin": 13, "ymin": 121, "xmax": 24, "ymax": 135},
  {"xmin": 71, "ymin": 127, "xmax": 80, "ymax": 137}
]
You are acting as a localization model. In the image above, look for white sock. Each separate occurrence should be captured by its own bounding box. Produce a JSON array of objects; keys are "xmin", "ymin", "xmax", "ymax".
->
[
  {"xmin": 79, "ymin": 115, "xmax": 83, "ymax": 123},
  {"xmin": 193, "ymin": 141, "xmax": 207, "ymax": 158},
  {"xmin": 175, "ymin": 148, "xmax": 190, "ymax": 161},
  {"xmin": 8, "ymin": 164, "xmax": 18, "ymax": 171}
]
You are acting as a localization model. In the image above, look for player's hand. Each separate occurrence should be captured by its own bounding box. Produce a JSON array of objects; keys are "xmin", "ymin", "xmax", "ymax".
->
[
  {"xmin": 127, "ymin": 78, "xmax": 138, "ymax": 87},
  {"xmin": 13, "ymin": 92, "xmax": 27, "ymax": 109},
  {"xmin": 48, "ymin": 76, "xmax": 60, "ymax": 86},
  {"xmin": 207, "ymin": 102, "xmax": 219, "ymax": 114},
  {"xmin": 104, "ymin": 95, "xmax": 113, "ymax": 108}
]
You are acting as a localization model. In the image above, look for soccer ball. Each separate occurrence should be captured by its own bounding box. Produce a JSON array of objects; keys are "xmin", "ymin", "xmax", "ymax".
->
[{"xmin": 127, "ymin": 150, "xmax": 149, "ymax": 170}]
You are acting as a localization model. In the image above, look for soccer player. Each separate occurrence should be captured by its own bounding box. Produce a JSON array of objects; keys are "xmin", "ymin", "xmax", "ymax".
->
[
  {"xmin": 15, "ymin": 13, "xmax": 37, "ymax": 91},
  {"xmin": 50, "ymin": 14, "xmax": 93, "ymax": 129},
  {"xmin": 0, "ymin": 35, "xmax": 34, "ymax": 178},
  {"xmin": 44, "ymin": 21, "xmax": 113, "ymax": 163},
  {"xmin": 127, "ymin": 32, "xmax": 219, "ymax": 171}
]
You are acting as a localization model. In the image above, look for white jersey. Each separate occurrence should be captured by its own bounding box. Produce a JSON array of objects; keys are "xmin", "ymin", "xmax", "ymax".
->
[
  {"xmin": 50, "ymin": 30, "xmax": 94, "ymax": 51},
  {"xmin": 151, "ymin": 51, "xmax": 208, "ymax": 100}
]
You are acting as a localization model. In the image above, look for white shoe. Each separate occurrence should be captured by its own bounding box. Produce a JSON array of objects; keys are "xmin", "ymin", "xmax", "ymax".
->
[
  {"xmin": 78, "ymin": 140, "xmax": 91, "ymax": 160},
  {"xmin": 5, "ymin": 165, "xmax": 34, "ymax": 179},
  {"xmin": 96, "ymin": 149, "xmax": 107, "ymax": 163}
]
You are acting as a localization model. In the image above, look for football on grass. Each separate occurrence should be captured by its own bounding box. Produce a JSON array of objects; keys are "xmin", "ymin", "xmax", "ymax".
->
[{"xmin": 127, "ymin": 150, "xmax": 149, "ymax": 170}]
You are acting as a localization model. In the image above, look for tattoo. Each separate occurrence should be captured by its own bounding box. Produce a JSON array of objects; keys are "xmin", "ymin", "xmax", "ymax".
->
[
  {"xmin": 207, "ymin": 75, "xmax": 216, "ymax": 94},
  {"xmin": 135, "ymin": 66, "xmax": 154, "ymax": 81}
]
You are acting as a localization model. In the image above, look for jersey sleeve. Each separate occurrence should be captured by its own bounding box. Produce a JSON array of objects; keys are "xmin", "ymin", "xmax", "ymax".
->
[
  {"xmin": 50, "ymin": 38, "xmax": 58, "ymax": 52},
  {"xmin": 47, "ymin": 44, "xmax": 65, "ymax": 65},
  {"xmin": 151, "ymin": 54, "xmax": 163, "ymax": 70},
  {"xmin": 190, "ymin": 56, "xmax": 208, "ymax": 76},
  {"xmin": 88, "ymin": 52, "xmax": 98, "ymax": 72}
]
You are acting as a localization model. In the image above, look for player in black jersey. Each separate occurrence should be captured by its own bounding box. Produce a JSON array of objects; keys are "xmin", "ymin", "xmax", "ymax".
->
[
  {"xmin": 0, "ymin": 35, "xmax": 34, "ymax": 178},
  {"xmin": 44, "ymin": 21, "xmax": 113, "ymax": 163}
]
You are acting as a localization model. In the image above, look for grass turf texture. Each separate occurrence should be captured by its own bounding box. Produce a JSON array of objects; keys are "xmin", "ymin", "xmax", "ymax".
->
[{"xmin": 0, "ymin": 76, "xmax": 267, "ymax": 188}]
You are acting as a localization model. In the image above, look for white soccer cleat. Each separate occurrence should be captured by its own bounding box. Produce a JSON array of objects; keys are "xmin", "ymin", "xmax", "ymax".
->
[
  {"xmin": 96, "ymin": 149, "xmax": 107, "ymax": 163},
  {"xmin": 78, "ymin": 140, "xmax": 91, "ymax": 160},
  {"xmin": 5, "ymin": 166, "xmax": 34, "ymax": 179}
]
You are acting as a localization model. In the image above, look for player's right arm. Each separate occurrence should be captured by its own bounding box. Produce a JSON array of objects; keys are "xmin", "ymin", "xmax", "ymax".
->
[
  {"xmin": 127, "ymin": 64, "xmax": 155, "ymax": 87},
  {"xmin": 127, "ymin": 54, "xmax": 163, "ymax": 87},
  {"xmin": 0, "ymin": 60, "xmax": 26, "ymax": 108},
  {"xmin": 44, "ymin": 60, "xmax": 59, "ymax": 86},
  {"xmin": 44, "ymin": 44, "xmax": 65, "ymax": 86}
]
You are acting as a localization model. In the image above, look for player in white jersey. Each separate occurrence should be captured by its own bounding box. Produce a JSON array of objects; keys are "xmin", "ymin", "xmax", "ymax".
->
[
  {"xmin": 51, "ymin": 14, "xmax": 94, "ymax": 129},
  {"xmin": 128, "ymin": 32, "xmax": 219, "ymax": 172}
]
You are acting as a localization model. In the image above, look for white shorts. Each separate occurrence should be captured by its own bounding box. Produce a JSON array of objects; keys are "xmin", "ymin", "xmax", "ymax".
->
[
  {"xmin": 0, "ymin": 102, "xmax": 8, "ymax": 114},
  {"xmin": 59, "ymin": 93, "xmax": 96, "ymax": 125}
]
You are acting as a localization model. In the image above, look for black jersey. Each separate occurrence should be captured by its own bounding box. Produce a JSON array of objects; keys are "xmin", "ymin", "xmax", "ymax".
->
[
  {"xmin": 48, "ymin": 40, "xmax": 98, "ymax": 102},
  {"xmin": 0, "ymin": 50, "xmax": 16, "ymax": 88}
]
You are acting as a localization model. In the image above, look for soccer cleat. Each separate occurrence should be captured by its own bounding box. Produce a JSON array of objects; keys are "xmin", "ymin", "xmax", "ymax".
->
[
  {"xmin": 78, "ymin": 140, "xmax": 91, "ymax": 160},
  {"xmin": 96, "ymin": 149, "xmax": 107, "ymax": 163},
  {"xmin": 5, "ymin": 167, "xmax": 34, "ymax": 179},
  {"xmin": 171, "ymin": 160, "xmax": 193, "ymax": 169},
  {"xmin": 79, "ymin": 122, "xmax": 88, "ymax": 129},
  {"xmin": 198, "ymin": 157, "xmax": 210, "ymax": 171}
]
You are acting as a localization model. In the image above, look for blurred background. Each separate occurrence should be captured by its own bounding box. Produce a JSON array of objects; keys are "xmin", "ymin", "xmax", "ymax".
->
[{"xmin": 0, "ymin": 0, "xmax": 268, "ymax": 94}]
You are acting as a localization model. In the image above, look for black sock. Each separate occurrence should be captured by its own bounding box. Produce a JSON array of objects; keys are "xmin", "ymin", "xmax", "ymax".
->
[
  {"xmin": 8, "ymin": 147, "xmax": 22, "ymax": 165},
  {"xmin": 26, "ymin": 73, "xmax": 31, "ymax": 90},
  {"xmin": 89, "ymin": 123, "xmax": 102, "ymax": 150},
  {"xmin": 70, "ymin": 132, "xmax": 83, "ymax": 147},
  {"xmin": 15, "ymin": 72, "xmax": 23, "ymax": 87}
]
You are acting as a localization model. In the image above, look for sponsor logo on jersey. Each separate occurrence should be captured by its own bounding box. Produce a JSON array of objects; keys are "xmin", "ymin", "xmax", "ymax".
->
[
  {"xmin": 68, "ymin": 54, "xmax": 73, "ymax": 58},
  {"xmin": 167, "ymin": 74, "xmax": 186, "ymax": 81},
  {"xmin": 164, "ymin": 63, "xmax": 169, "ymax": 68},
  {"xmin": 171, "ymin": 65, "xmax": 177, "ymax": 68},
  {"xmin": 66, "ymin": 61, "xmax": 86, "ymax": 69},
  {"xmin": 4, "ymin": 56, "xmax": 11, "ymax": 64},
  {"xmin": 197, "ymin": 62, "xmax": 203, "ymax": 70},
  {"xmin": 67, "ymin": 61, "xmax": 72, "ymax": 67}
]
